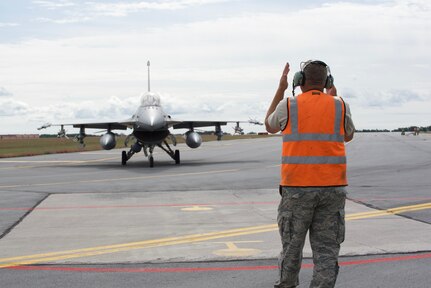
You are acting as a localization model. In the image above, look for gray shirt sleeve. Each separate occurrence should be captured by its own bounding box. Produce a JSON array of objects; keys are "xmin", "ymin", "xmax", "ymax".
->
[
  {"xmin": 344, "ymin": 101, "xmax": 355, "ymax": 137},
  {"xmin": 266, "ymin": 98, "xmax": 288, "ymax": 132}
]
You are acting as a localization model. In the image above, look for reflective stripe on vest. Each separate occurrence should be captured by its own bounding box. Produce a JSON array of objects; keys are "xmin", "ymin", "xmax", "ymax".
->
[
  {"xmin": 280, "ymin": 92, "xmax": 347, "ymax": 187},
  {"xmin": 284, "ymin": 97, "xmax": 344, "ymax": 143},
  {"xmin": 282, "ymin": 156, "xmax": 346, "ymax": 164}
]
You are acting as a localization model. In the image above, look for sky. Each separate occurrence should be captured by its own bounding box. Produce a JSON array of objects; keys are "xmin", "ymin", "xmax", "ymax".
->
[{"xmin": 0, "ymin": 0, "xmax": 430, "ymax": 135}]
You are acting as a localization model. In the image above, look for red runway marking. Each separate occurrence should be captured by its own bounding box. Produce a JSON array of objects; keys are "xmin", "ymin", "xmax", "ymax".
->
[
  {"xmin": 0, "ymin": 201, "xmax": 278, "ymax": 211},
  {"xmin": 7, "ymin": 253, "xmax": 431, "ymax": 273},
  {"xmin": 340, "ymin": 253, "xmax": 431, "ymax": 266},
  {"xmin": 350, "ymin": 197, "xmax": 431, "ymax": 202}
]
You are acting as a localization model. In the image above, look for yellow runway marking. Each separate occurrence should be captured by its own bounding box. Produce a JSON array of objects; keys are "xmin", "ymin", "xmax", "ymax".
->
[
  {"xmin": 266, "ymin": 164, "xmax": 280, "ymax": 168},
  {"xmin": 212, "ymin": 241, "xmax": 263, "ymax": 257},
  {"xmin": 0, "ymin": 169, "xmax": 239, "ymax": 189},
  {"xmin": 0, "ymin": 224, "xmax": 275, "ymax": 268},
  {"xmin": 181, "ymin": 205, "xmax": 214, "ymax": 211},
  {"xmin": 346, "ymin": 202, "xmax": 431, "ymax": 220},
  {"xmin": 1, "ymin": 202, "xmax": 430, "ymax": 268}
]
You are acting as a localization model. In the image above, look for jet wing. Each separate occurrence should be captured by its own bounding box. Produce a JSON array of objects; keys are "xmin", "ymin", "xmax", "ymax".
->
[
  {"xmin": 42, "ymin": 120, "xmax": 136, "ymax": 130},
  {"xmin": 71, "ymin": 121, "xmax": 131, "ymax": 130},
  {"xmin": 171, "ymin": 121, "xmax": 227, "ymax": 129},
  {"xmin": 167, "ymin": 120, "xmax": 242, "ymax": 129}
]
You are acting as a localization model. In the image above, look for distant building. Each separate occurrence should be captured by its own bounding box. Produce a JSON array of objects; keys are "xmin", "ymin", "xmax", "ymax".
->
[{"xmin": 0, "ymin": 134, "xmax": 40, "ymax": 140}]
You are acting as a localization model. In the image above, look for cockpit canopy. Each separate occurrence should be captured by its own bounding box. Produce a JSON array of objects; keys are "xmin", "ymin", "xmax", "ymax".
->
[{"xmin": 140, "ymin": 92, "xmax": 161, "ymax": 107}]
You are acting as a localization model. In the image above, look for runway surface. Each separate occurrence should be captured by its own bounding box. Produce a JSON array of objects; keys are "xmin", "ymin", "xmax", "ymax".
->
[{"xmin": 0, "ymin": 133, "xmax": 430, "ymax": 287}]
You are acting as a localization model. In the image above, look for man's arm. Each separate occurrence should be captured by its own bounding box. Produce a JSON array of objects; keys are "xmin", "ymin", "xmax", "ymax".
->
[
  {"xmin": 344, "ymin": 132, "xmax": 354, "ymax": 142},
  {"xmin": 265, "ymin": 63, "xmax": 290, "ymax": 134},
  {"xmin": 344, "ymin": 103, "xmax": 355, "ymax": 142}
]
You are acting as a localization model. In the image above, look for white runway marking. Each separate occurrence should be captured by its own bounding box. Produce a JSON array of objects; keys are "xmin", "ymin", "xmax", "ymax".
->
[{"xmin": 0, "ymin": 169, "xmax": 240, "ymax": 189}]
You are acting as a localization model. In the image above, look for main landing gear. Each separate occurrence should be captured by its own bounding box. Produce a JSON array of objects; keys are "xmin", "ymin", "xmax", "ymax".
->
[{"xmin": 121, "ymin": 140, "xmax": 180, "ymax": 168}]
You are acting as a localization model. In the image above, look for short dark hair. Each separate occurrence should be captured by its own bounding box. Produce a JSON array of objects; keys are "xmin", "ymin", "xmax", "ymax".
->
[{"xmin": 303, "ymin": 63, "xmax": 328, "ymax": 87}]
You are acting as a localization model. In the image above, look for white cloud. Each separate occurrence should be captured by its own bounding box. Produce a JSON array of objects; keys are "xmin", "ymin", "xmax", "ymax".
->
[
  {"xmin": 0, "ymin": 87, "xmax": 13, "ymax": 97},
  {"xmin": 343, "ymin": 88, "xmax": 428, "ymax": 108},
  {"xmin": 1, "ymin": 0, "xmax": 430, "ymax": 133},
  {"xmin": 32, "ymin": 0, "xmax": 76, "ymax": 10},
  {"xmin": 0, "ymin": 22, "xmax": 19, "ymax": 28},
  {"xmin": 0, "ymin": 99, "xmax": 29, "ymax": 116},
  {"xmin": 32, "ymin": 0, "xmax": 233, "ymax": 23},
  {"xmin": 91, "ymin": 0, "xmax": 231, "ymax": 16},
  {"xmin": 29, "ymin": 95, "xmax": 139, "ymax": 122},
  {"xmin": 35, "ymin": 16, "xmax": 92, "ymax": 24}
]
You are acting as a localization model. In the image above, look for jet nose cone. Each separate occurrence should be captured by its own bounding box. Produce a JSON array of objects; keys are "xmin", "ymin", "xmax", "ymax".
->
[
  {"xmin": 149, "ymin": 115, "xmax": 157, "ymax": 127},
  {"xmin": 139, "ymin": 108, "xmax": 165, "ymax": 131}
]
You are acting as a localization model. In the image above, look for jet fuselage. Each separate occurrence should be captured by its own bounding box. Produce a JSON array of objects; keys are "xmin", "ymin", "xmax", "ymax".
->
[{"xmin": 132, "ymin": 92, "xmax": 170, "ymax": 144}]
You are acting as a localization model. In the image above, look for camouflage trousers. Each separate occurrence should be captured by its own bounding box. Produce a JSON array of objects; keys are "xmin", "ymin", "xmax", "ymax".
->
[{"xmin": 274, "ymin": 186, "xmax": 346, "ymax": 288}]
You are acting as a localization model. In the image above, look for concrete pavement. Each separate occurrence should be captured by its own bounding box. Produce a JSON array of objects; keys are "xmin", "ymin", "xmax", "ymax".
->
[
  {"xmin": 0, "ymin": 189, "xmax": 430, "ymax": 266},
  {"xmin": 0, "ymin": 133, "xmax": 430, "ymax": 287}
]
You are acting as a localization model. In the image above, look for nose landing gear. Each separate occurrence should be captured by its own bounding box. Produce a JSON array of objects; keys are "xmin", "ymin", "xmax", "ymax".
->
[{"xmin": 121, "ymin": 140, "xmax": 179, "ymax": 167}]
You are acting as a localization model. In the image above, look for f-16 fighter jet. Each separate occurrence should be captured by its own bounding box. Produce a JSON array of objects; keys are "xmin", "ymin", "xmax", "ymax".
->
[{"xmin": 39, "ymin": 61, "xmax": 250, "ymax": 167}]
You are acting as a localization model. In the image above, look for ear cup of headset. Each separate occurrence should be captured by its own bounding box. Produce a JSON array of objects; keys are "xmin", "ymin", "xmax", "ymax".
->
[
  {"xmin": 293, "ymin": 71, "xmax": 304, "ymax": 88},
  {"xmin": 325, "ymin": 74, "xmax": 334, "ymax": 89}
]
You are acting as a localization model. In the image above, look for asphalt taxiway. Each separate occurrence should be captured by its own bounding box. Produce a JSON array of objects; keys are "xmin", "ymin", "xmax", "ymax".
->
[{"xmin": 0, "ymin": 133, "xmax": 430, "ymax": 287}]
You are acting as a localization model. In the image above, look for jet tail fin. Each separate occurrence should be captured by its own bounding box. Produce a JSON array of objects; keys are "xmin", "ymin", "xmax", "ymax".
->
[{"xmin": 147, "ymin": 60, "xmax": 151, "ymax": 92}]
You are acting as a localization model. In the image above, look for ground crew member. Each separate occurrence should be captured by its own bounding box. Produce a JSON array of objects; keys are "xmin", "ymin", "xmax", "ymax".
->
[{"xmin": 265, "ymin": 60, "xmax": 355, "ymax": 288}]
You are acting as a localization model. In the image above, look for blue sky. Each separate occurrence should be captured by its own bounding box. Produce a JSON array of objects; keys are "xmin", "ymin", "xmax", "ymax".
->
[{"xmin": 0, "ymin": 0, "xmax": 430, "ymax": 134}]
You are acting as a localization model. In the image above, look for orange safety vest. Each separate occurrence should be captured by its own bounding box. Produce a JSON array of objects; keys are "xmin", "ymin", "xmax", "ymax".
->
[{"xmin": 281, "ymin": 90, "xmax": 347, "ymax": 187}]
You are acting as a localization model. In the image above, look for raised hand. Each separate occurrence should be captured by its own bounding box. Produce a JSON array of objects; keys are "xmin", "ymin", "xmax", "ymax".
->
[
  {"xmin": 279, "ymin": 62, "xmax": 290, "ymax": 91},
  {"xmin": 326, "ymin": 85, "xmax": 337, "ymax": 96}
]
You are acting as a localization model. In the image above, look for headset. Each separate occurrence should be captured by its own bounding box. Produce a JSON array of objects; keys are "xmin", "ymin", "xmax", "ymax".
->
[{"xmin": 292, "ymin": 60, "xmax": 334, "ymax": 96}]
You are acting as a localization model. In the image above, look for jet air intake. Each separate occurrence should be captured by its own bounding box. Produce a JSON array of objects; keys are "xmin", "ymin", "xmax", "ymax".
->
[
  {"xmin": 100, "ymin": 132, "xmax": 116, "ymax": 150},
  {"xmin": 185, "ymin": 131, "xmax": 202, "ymax": 149}
]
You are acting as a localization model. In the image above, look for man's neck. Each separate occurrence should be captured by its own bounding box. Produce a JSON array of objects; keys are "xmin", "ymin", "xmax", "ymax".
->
[{"xmin": 301, "ymin": 86, "xmax": 324, "ymax": 93}]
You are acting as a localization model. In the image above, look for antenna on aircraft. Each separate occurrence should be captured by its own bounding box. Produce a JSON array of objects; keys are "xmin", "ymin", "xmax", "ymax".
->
[{"xmin": 147, "ymin": 60, "xmax": 151, "ymax": 92}]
